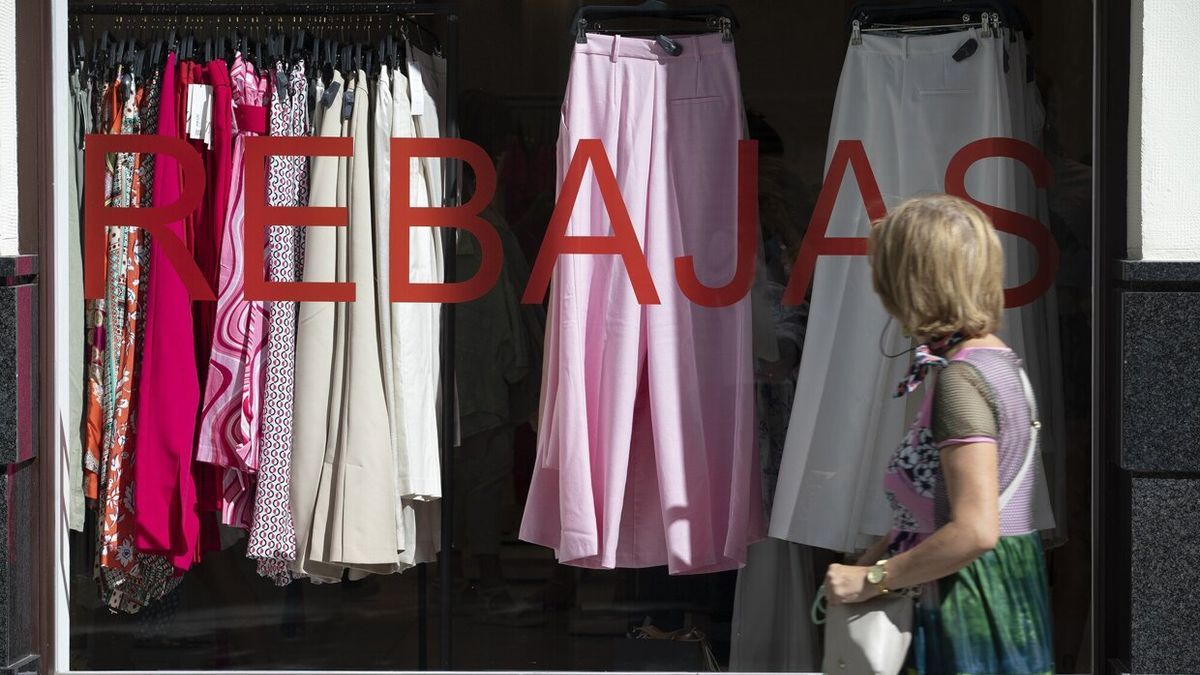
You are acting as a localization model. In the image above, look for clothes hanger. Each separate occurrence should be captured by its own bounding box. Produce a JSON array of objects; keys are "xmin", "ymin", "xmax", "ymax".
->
[
  {"xmin": 848, "ymin": 1, "xmax": 1031, "ymax": 38},
  {"xmin": 570, "ymin": 0, "xmax": 739, "ymax": 48},
  {"xmin": 69, "ymin": 30, "xmax": 80, "ymax": 73}
]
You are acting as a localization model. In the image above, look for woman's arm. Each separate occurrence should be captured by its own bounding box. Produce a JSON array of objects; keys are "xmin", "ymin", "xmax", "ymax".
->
[{"xmin": 825, "ymin": 441, "xmax": 1000, "ymax": 603}]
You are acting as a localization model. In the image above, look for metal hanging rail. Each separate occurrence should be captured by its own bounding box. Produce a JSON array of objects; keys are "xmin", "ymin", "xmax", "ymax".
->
[
  {"xmin": 67, "ymin": 0, "xmax": 462, "ymax": 670},
  {"xmin": 68, "ymin": 1, "xmax": 456, "ymax": 15}
]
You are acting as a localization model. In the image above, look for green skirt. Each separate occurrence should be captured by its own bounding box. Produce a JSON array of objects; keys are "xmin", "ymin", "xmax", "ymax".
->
[{"xmin": 906, "ymin": 532, "xmax": 1055, "ymax": 674}]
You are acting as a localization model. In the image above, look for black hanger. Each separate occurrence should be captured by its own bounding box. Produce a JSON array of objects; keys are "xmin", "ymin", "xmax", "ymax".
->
[
  {"xmin": 69, "ymin": 32, "xmax": 79, "ymax": 72},
  {"xmin": 92, "ymin": 30, "xmax": 110, "ymax": 72},
  {"xmin": 293, "ymin": 30, "xmax": 305, "ymax": 61},
  {"xmin": 399, "ymin": 17, "xmax": 442, "ymax": 55},
  {"xmin": 109, "ymin": 37, "xmax": 123, "ymax": 69},
  {"xmin": 133, "ymin": 41, "xmax": 147, "ymax": 80},
  {"xmin": 848, "ymin": 1, "xmax": 1031, "ymax": 37},
  {"xmin": 570, "ymin": 1, "xmax": 740, "ymax": 44},
  {"xmin": 321, "ymin": 39, "xmax": 335, "ymax": 83},
  {"xmin": 149, "ymin": 37, "xmax": 163, "ymax": 70}
]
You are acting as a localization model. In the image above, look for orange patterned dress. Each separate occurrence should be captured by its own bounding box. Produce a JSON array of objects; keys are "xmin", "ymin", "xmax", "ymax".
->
[{"xmin": 82, "ymin": 69, "xmax": 181, "ymax": 613}]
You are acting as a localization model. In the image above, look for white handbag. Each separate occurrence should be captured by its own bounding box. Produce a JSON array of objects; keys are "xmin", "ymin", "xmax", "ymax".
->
[
  {"xmin": 813, "ymin": 368, "xmax": 1041, "ymax": 675},
  {"xmin": 816, "ymin": 590, "xmax": 913, "ymax": 675}
]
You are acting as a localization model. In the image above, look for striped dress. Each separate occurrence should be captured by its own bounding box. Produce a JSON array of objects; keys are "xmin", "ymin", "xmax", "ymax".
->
[{"xmin": 883, "ymin": 346, "xmax": 1055, "ymax": 674}]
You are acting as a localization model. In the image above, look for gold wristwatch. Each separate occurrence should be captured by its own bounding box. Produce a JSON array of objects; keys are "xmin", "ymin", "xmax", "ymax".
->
[{"xmin": 866, "ymin": 559, "xmax": 890, "ymax": 595}]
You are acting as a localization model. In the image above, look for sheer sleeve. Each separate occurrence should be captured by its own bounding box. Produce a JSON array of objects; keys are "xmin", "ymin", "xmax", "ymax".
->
[{"xmin": 932, "ymin": 361, "xmax": 998, "ymax": 449}]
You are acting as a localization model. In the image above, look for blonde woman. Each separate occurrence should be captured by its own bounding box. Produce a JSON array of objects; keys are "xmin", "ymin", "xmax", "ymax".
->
[{"xmin": 823, "ymin": 195, "xmax": 1055, "ymax": 674}]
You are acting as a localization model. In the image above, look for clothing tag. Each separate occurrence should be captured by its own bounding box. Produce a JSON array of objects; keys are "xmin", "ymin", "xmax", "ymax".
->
[
  {"xmin": 952, "ymin": 38, "xmax": 979, "ymax": 62},
  {"xmin": 185, "ymin": 84, "xmax": 197, "ymax": 137},
  {"xmin": 186, "ymin": 83, "xmax": 214, "ymax": 144},
  {"xmin": 408, "ymin": 51, "xmax": 427, "ymax": 116}
]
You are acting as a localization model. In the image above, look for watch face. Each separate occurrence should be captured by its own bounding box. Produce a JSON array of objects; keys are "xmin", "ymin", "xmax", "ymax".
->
[{"xmin": 867, "ymin": 566, "xmax": 884, "ymax": 584}]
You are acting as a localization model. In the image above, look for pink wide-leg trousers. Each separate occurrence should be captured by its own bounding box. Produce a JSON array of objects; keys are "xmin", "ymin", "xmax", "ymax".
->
[{"xmin": 520, "ymin": 33, "xmax": 762, "ymax": 575}]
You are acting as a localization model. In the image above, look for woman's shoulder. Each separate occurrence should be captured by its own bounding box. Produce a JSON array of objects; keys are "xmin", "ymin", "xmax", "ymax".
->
[{"xmin": 945, "ymin": 346, "xmax": 1029, "ymax": 409}]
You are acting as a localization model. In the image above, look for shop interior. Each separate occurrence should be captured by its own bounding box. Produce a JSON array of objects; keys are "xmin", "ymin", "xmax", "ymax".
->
[{"xmin": 64, "ymin": 0, "xmax": 1093, "ymax": 671}]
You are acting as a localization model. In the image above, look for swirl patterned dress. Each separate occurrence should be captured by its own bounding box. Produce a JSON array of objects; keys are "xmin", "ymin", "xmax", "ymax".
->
[{"xmin": 196, "ymin": 54, "xmax": 270, "ymax": 529}]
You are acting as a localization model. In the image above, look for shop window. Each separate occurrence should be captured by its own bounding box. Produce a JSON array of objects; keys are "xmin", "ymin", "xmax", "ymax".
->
[{"xmin": 59, "ymin": 1, "xmax": 1095, "ymax": 671}]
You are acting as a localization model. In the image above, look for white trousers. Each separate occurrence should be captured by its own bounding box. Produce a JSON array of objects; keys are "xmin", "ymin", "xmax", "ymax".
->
[
  {"xmin": 374, "ymin": 66, "xmax": 441, "ymax": 568},
  {"xmin": 770, "ymin": 29, "xmax": 1055, "ymax": 552}
]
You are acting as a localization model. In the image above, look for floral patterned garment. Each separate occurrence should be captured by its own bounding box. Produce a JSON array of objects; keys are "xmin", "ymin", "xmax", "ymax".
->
[
  {"xmin": 83, "ymin": 70, "xmax": 181, "ymax": 614},
  {"xmin": 882, "ymin": 388, "xmax": 939, "ymax": 553}
]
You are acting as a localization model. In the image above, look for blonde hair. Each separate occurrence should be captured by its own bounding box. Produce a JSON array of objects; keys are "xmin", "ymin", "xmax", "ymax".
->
[{"xmin": 868, "ymin": 194, "xmax": 1003, "ymax": 339}]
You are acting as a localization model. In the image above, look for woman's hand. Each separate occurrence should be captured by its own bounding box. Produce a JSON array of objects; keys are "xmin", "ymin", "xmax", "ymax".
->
[{"xmin": 824, "ymin": 563, "xmax": 880, "ymax": 605}]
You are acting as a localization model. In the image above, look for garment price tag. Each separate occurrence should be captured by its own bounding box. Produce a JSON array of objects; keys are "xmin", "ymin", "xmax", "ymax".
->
[{"xmin": 186, "ymin": 84, "xmax": 214, "ymax": 147}]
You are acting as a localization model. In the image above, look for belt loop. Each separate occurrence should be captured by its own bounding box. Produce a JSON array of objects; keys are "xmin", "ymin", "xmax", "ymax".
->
[
  {"xmin": 610, "ymin": 35, "xmax": 620, "ymax": 106},
  {"xmin": 692, "ymin": 36, "xmax": 701, "ymax": 62},
  {"xmin": 903, "ymin": 35, "xmax": 909, "ymax": 59}
]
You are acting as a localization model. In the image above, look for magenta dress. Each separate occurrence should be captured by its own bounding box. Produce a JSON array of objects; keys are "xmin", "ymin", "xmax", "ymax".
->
[{"xmin": 132, "ymin": 53, "xmax": 213, "ymax": 571}]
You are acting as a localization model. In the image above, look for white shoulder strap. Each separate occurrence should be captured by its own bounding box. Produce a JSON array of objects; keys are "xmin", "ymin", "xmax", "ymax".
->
[{"xmin": 999, "ymin": 368, "xmax": 1039, "ymax": 511}]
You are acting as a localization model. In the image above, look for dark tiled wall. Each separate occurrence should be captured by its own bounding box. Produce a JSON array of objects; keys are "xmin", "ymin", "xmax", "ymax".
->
[
  {"xmin": 0, "ymin": 255, "xmax": 39, "ymax": 674},
  {"xmin": 1120, "ymin": 291, "xmax": 1200, "ymax": 471},
  {"xmin": 1120, "ymin": 261, "xmax": 1200, "ymax": 674},
  {"xmin": 1130, "ymin": 477, "xmax": 1200, "ymax": 674}
]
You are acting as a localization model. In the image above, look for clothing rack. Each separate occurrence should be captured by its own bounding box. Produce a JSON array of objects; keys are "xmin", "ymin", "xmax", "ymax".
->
[
  {"xmin": 68, "ymin": 0, "xmax": 461, "ymax": 670},
  {"xmin": 69, "ymin": 1, "xmax": 455, "ymax": 16}
]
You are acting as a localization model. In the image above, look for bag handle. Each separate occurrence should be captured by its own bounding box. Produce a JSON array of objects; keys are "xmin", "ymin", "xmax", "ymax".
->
[{"xmin": 811, "ymin": 585, "xmax": 827, "ymax": 625}]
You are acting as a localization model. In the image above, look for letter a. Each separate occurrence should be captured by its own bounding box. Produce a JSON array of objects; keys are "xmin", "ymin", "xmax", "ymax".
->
[
  {"xmin": 782, "ymin": 140, "xmax": 887, "ymax": 306},
  {"xmin": 523, "ymin": 139, "xmax": 659, "ymax": 305}
]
